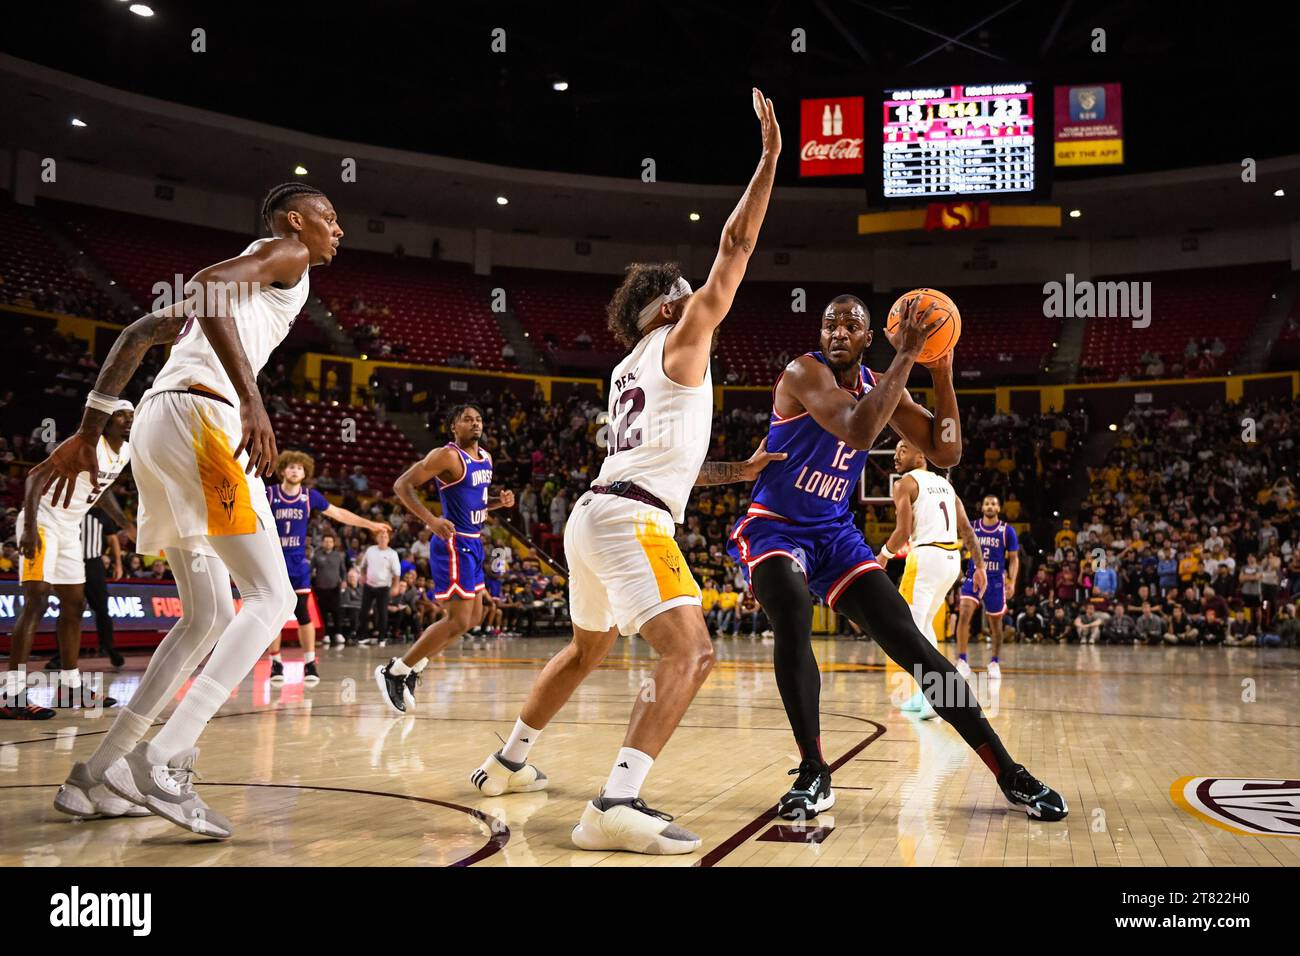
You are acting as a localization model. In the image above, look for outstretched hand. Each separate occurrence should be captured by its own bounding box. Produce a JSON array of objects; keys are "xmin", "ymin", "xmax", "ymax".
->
[
  {"xmin": 36, "ymin": 434, "xmax": 99, "ymax": 510},
  {"xmin": 753, "ymin": 88, "xmax": 781, "ymax": 156},
  {"xmin": 740, "ymin": 437, "xmax": 788, "ymax": 482}
]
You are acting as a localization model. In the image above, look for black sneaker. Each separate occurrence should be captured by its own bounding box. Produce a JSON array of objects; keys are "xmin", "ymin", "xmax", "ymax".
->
[
  {"xmin": 303, "ymin": 660, "xmax": 320, "ymax": 686},
  {"xmin": 778, "ymin": 757, "xmax": 835, "ymax": 820},
  {"xmin": 402, "ymin": 670, "xmax": 421, "ymax": 710},
  {"xmin": 44, "ymin": 654, "xmax": 63, "ymax": 672},
  {"xmin": 269, "ymin": 659, "xmax": 285, "ymax": 684},
  {"xmin": 0, "ymin": 702, "xmax": 56, "ymax": 720},
  {"xmin": 102, "ymin": 646, "xmax": 125, "ymax": 669},
  {"xmin": 373, "ymin": 659, "xmax": 407, "ymax": 715},
  {"xmin": 999, "ymin": 764, "xmax": 1069, "ymax": 821}
]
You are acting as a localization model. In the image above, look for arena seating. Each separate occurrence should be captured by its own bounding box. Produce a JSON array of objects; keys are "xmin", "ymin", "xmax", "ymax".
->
[
  {"xmin": 270, "ymin": 398, "xmax": 417, "ymax": 497},
  {"xmin": 1270, "ymin": 301, "xmax": 1300, "ymax": 367},
  {"xmin": 496, "ymin": 266, "xmax": 621, "ymax": 354},
  {"xmin": 1078, "ymin": 263, "xmax": 1285, "ymax": 380},
  {"xmin": 315, "ymin": 251, "xmax": 509, "ymax": 369},
  {"xmin": 0, "ymin": 192, "xmax": 118, "ymax": 320}
]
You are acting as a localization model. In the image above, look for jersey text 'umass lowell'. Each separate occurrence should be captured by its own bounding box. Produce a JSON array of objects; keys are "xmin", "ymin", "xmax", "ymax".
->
[
  {"xmin": 973, "ymin": 519, "xmax": 1018, "ymax": 575},
  {"xmin": 751, "ymin": 353, "xmax": 876, "ymax": 525},
  {"xmin": 437, "ymin": 444, "xmax": 493, "ymax": 534}
]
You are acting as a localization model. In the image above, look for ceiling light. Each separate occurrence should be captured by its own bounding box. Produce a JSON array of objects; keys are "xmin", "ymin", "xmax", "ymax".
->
[
  {"xmin": 70, "ymin": 117, "xmax": 87, "ymax": 128},
  {"xmin": 128, "ymin": 4, "xmax": 154, "ymax": 16},
  {"xmin": 1068, "ymin": 209, "xmax": 1082, "ymax": 219},
  {"xmin": 496, "ymin": 196, "xmax": 509, "ymax": 206},
  {"xmin": 689, "ymin": 212, "xmax": 701, "ymax": 221},
  {"xmin": 1274, "ymin": 188, "xmax": 1285, "ymax": 197},
  {"xmin": 552, "ymin": 80, "xmax": 569, "ymax": 92},
  {"xmin": 294, "ymin": 165, "xmax": 308, "ymax": 176}
]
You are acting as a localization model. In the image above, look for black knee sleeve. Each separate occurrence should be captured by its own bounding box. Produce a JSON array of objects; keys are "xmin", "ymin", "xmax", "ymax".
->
[{"xmin": 752, "ymin": 559, "xmax": 823, "ymax": 760}]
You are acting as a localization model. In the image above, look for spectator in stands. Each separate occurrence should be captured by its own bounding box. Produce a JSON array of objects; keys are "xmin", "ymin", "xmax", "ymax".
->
[
  {"xmin": 1200, "ymin": 608, "xmax": 1227, "ymax": 645},
  {"xmin": 518, "ymin": 483, "xmax": 539, "ymax": 535},
  {"xmin": 150, "ymin": 559, "xmax": 171, "ymax": 581},
  {"xmin": 1103, "ymin": 605, "xmax": 1137, "ymax": 644},
  {"xmin": 715, "ymin": 583, "xmax": 740, "ymax": 636},
  {"xmin": 1046, "ymin": 605, "xmax": 1072, "ymax": 643},
  {"xmin": 339, "ymin": 568, "xmax": 363, "ymax": 644},
  {"xmin": 1093, "ymin": 558, "xmax": 1118, "ymax": 598},
  {"xmin": 549, "ymin": 487, "xmax": 568, "ymax": 537},
  {"xmin": 1135, "ymin": 603, "xmax": 1166, "ymax": 645},
  {"xmin": 574, "ymin": 329, "xmax": 592, "ymax": 349},
  {"xmin": 387, "ymin": 580, "xmax": 419, "ymax": 643},
  {"xmin": 358, "ymin": 527, "xmax": 400, "ymax": 645},
  {"xmin": 1015, "ymin": 602, "xmax": 1046, "ymax": 643},
  {"xmin": 349, "ymin": 465, "xmax": 371, "ymax": 494},
  {"xmin": 410, "ymin": 527, "xmax": 432, "ymax": 575},
  {"xmin": 1074, "ymin": 605, "xmax": 1103, "ymax": 644},
  {"xmin": 501, "ymin": 342, "xmax": 517, "ymax": 364},
  {"xmin": 312, "ymin": 532, "xmax": 348, "ymax": 645}
]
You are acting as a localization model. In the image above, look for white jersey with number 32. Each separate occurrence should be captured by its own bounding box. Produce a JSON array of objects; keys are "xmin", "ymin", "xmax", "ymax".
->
[
  {"xmin": 144, "ymin": 238, "xmax": 308, "ymax": 407},
  {"xmin": 594, "ymin": 324, "xmax": 712, "ymax": 523},
  {"xmin": 906, "ymin": 467, "xmax": 959, "ymax": 547}
]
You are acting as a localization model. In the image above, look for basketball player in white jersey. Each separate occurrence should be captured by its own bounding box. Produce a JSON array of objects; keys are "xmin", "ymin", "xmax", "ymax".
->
[
  {"xmin": 881, "ymin": 439, "xmax": 985, "ymax": 720},
  {"xmin": 37, "ymin": 183, "xmax": 342, "ymax": 836},
  {"xmin": 5, "ymin": 405, "xmax": 134, "ymax": 723},
  {"xmin": 469, "ymin": 89, "xmax": 781, "ymax": 855}
]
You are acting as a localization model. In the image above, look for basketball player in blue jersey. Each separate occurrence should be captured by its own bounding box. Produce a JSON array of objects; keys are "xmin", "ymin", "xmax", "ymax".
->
[
  {"xmin": 375, "ymin": 404, "xmax": 514, "ymax": 713},
  {"xmin": 956, "ymin": 495, "xmax": 1020, "ymax": 682},
  {"xmin": 728, "ymin": 294, "xmax": 1066, "ymax": 822},
  {"xmin": 263, "ymin": 450, "xmax": 387, "ymax": 685}
]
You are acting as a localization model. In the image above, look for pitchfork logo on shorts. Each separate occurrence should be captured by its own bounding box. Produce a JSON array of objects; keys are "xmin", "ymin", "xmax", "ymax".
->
[
  {"xmin": 661, "ymin": 548, "xmax": 683, "ymax": 580},
  {"xmin": 1170, "ymin": 776, "xmax": 1300, "ymax": 837},
  {"xmin": 215, "ymin": 478, "xmax": 239, "ymax": 521}
]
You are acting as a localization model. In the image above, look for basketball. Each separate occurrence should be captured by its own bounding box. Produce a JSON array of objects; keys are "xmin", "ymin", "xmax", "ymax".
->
[{"xmin": 886, "ymin": 288, "xmax": 962, "ymax": 364}]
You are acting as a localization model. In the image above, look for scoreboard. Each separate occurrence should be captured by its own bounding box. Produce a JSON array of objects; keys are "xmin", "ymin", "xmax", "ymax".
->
[{"xmin": 882, "ymin": 83, "xmax": 1035, "ymax": 198}]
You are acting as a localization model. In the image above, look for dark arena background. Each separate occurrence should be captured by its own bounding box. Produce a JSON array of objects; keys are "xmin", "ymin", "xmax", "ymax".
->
[{"xmin": 0, "ymin": 0, "xmax": 1296, "ymax": 934}]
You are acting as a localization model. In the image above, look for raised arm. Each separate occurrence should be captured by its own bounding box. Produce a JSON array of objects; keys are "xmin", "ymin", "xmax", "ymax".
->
[
  {"xmin": 663, "ymin": 89, "xmax": 780, "ymax": 386},
  {"xmin": 886, "ymin": 352, "xmax": 961, "ymax": 468},
  {"xmin": 391, "ymin": 447, "xmax": 459, "ymax": 540},
  {"xmin": 880, "ymin": 474, "xmax": 917, "ymax": 559},
  {"xmin": 693, "ymin": 438, "xmax": 787, "ymax": 486}
]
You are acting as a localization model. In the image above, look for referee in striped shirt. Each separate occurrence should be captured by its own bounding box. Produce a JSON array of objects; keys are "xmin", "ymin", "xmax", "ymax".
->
[{"xmin": 47, "ymin": 506, "xmax": 126, "ymax": 671}]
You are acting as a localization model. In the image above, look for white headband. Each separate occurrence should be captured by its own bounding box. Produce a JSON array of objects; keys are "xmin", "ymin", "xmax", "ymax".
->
[{"xmin": 636, "ymin": 277, "xmax": 693, "ymax": 330}]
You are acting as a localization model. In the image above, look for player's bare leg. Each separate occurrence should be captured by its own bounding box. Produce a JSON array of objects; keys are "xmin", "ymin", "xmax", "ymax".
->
[
  {"xmin": 987, "ymin": 614, "xmax": 1005, "ymax": 679},
  {"xmin": 955, "ymin": 599, "xmax": 977, "ymax": 678},
  {"xmin": 2, "ymin": 581, "xmax": 55, "ymax": 719},
  {"xmin": 469, "ymin": 623, "xmax": 618, "ymax": 798},
  {"xmin": 373, "ymin": 596, "xmax": 476, "ymax": 713}
]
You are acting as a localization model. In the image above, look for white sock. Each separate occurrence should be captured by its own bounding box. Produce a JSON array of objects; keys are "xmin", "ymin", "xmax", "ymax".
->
[
  {"xmin": 86, "ymin": 709, "xmax": 153, "ymax": 779},
  {"xmin": 500, "ymin": 718, "xmax": 542, "ymax": 764},
  {"xmin": 412, "ymin": 657, "xmax": 429, "ymax": 674},
  {"xmin": 270, "ymin": 654, "xmax": 283, "ymax": 665},
  {"xmin": 303, "ymin": 652, "xmax": 316, "ymax": 664},
  {"xmin": 603, "ymin": 747, "xmax": 654, "ymax": 800},
  {"xmin": 148, "ymin": 675, "xmax": 230, "ymax": 762},
  {"xmin": 59, "ymin": 668, "xmax": 82, "ymax": 689},
  {"xmin": 389, "ymin": 658, "xmax": 411, "ymax": 677}
]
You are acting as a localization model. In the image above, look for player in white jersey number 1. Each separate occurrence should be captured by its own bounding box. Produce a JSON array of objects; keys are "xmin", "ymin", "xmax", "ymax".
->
[
  {"xmin": 35, "ymin": 183, "xmax": 343, "ymax": 838},
  {"xmin": 471, "ymin": 89, "xmax": 783, "ymax": 855}
]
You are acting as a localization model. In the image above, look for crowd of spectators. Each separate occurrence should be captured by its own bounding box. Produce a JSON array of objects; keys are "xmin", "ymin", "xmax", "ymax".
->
[{"xmin": 991, "ymin": 396, "xmax": 1300, "ymax": 647}]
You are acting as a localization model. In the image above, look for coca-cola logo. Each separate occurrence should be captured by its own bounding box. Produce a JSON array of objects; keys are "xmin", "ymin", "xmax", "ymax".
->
[
  {"xmin": 801, "ymin": 138, "xmax": 864, "ymax": 162},
  {"xmin": 800, "ymin": 96, "xmax": 865, "ymax": 178}
]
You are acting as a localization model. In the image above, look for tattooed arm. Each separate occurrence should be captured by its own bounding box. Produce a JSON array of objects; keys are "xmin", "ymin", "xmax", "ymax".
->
[{"xmin": 693, "ymin": 439, "xmax": 786, "ymax": 487}]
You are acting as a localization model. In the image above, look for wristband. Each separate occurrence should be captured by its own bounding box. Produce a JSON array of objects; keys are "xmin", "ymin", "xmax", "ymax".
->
[
  {"xmin": 878, "ymin": 545, "xmax": 895, "ymax": 562},
  {"xmin": 86, "ymin": 391, "xmax": 134, "ymax": 416}
]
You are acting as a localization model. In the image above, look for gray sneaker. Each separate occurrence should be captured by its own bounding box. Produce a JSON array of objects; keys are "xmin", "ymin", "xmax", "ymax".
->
[
  {"xmin": 54, "ymin": 761, "xmax": 151, "ymax": 819},
  {"xmin": 103, "ymin": 742, "xmax": 233, "ymax": 839}
]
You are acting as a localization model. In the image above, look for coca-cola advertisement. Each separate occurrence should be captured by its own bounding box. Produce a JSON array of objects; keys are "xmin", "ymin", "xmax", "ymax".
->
[{"xmin": 799, "ymin": 96, "xmax": 864, "ymax": 177}]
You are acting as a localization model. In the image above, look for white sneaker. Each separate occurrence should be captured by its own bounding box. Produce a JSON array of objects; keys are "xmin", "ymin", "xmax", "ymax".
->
[
  {"xmin": 571, "ymin": 795, "xmax": 701, "ymax": 855},
  {"xmin": 54, "ymin": 761, "xmax": 151, "ymax": 819},
  {"xmin": 955, "ymin": 658, "xmax": 972, "ymax": 680},
  {"xmin": 987, "ymin": 660, "xmax": 1002, "ymax": 681},
  {"xmin": 103, "ymin": 743, "xmax": 233, "ymax": 839},
  {"xmin": 469, "ymin": 752, "xmax": 548, "ymax": 796}
]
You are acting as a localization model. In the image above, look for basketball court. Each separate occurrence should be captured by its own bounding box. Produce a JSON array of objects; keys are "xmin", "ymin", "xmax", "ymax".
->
[{"xmin": 4, "ymin": 637, "xmax": 1296, "ymax": 867}]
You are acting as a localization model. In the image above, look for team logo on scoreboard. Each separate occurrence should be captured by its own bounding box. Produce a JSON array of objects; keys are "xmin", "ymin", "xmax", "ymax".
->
[
  {"xmin": 1069, "ymin": 86, "xmax": 1106, "ymax": 122},
  {"xmin": 799, "ymin": 97, "xmax": 864, "ymax": 178},
  {"xmin": 1170, "ymin": 776, "xmax": 1300, "ymax": 838},
  {"xmin": 923, "ymin": 201, "xmax": 990, "ymax": 232}
]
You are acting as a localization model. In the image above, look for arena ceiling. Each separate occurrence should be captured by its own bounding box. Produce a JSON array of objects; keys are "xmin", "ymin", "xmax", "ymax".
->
[{"xmin": 3, "ymin": 0, "xmax": 1299, "ymax": 185}]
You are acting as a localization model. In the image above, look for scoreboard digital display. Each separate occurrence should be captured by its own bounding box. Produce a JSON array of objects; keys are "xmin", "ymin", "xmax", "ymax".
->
[{"xmin": 882, "ymin": 83, "xmax": 1035, "ymax": 198}]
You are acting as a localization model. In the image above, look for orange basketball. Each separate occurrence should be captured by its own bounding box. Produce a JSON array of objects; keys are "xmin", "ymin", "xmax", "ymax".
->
[{"xmin": 885, "ymin": 287, "xmax": 961, "ymax": 364}]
